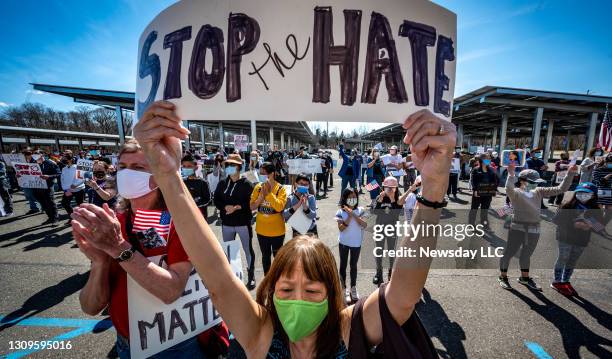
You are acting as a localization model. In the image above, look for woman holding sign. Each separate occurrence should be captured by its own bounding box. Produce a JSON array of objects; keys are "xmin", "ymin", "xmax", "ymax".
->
[{"xmin": 133, "ymin": 101, "xmax": 453, "ymax": 359}]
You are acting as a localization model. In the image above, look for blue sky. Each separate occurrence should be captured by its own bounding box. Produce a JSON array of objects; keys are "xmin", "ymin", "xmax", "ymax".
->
[{"xmin": 1, "ymin": 0, "xmax": 611, "ymax": 133}]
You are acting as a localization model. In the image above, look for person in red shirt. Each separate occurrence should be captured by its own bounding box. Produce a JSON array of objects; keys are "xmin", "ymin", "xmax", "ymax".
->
[{"xmin": 71, "ymin": 140, "xmax": 227, "ymax": 358}]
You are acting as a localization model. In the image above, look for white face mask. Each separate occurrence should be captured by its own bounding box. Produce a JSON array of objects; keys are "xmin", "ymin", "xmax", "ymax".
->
[
  {"xmin": 32, "ymin": 154, "xmax": 42, "ymax": 161},
  {"xmin": 117, "ymin": 169, "xmax": 157, "ymax": 199},
  {"xmin": 347, "ymin": 198, "xmax": 358, "ymax": 207},
  {"xmin": 576, "ymin": 192, "xmax": 594, "ymax": 203}
]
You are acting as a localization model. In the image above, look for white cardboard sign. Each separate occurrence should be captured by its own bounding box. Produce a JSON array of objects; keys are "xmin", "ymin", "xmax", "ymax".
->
[
  {"xmin": 76, "ymin": 159, "xmax": 94, "ymax": 180},
  {"xmin": 287, "ymin": 158, "xmax": 323, "ymax": 174},
  {"xmin": 135, "ymin": 0, "xmax": 456, "ymax": 124},
  {"xmin": 128, "ymin": 240, "xmax": 243, "ymax": 358},
  {"xmin": 2, "ymin": 153, "xmax": 26, "ymax": 167},
  {"xmin": 13, "ymin": 163, "xmax": 47, "ymax": 189},
  {"xmin": 234, "ymin": 135, "xmax": 249, "ymax": 152}
]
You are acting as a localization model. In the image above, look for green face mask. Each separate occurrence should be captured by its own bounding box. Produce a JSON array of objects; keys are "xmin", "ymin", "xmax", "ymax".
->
[
  {"xmin": 273, "ymin": 295, "xmax": 328, "ymax": 342},
  {"xmin": 525, "ymin": 183, "xmax": 538, "ymax": 191}
]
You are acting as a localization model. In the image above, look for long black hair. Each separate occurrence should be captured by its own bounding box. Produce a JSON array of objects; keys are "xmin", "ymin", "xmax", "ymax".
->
[{"xmin": 340, "ymin": 188, "xmax": 359, "ymax": 208}]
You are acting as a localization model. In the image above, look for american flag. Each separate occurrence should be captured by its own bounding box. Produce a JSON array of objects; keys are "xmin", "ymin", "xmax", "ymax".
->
[
  {"xmin": 365, "ymin": 180, "xmax": 380, "ymax": 192},
  {"xmin": 133, "ymin": 209, "xmax": 172, "ymax": 238},
  {"xmin": 598, "ymin": 104, "xmax": 611, "ymax": 152}
]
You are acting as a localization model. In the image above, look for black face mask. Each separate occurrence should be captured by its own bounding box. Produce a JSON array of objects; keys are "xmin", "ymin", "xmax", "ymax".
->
[{"xmin": 94, "ymin": 171, "xmax": 106, "ymax": 179}]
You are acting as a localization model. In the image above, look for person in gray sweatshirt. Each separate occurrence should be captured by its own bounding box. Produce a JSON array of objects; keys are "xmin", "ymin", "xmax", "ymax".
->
[
  {"xmin": 498, "ymin": 161, "xmax": 577, "ymax": 291},
  {"xmin": 283, "ymin": 173, "xmax": 318, "ymax": 237}
]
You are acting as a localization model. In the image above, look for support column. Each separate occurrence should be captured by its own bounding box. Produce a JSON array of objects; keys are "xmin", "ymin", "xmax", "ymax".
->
[
  {"xmin": 586, "ymin": 112, "xmax": 598, "ymax": 153},
  {"xmin": 250, "ymin": 119, "xmax": 257, "ymax": 153},
  {"xmin": 183, "ymin": 120, "xmax": 191, "ymax": 150},
  {"xmin": 218, "ymin": 122, "xmax": 224, "ymax": 153},
  {"xmin": 565, "ymin": 130, "xmax": 571, "ymax": 152},
  {"xmin": 55, "ymin": 137, "xmax": 61, "ymax": 152},
  {"xmin": 269, "ymin": 127, "xmax": 274, "ymax": 151},
  {"xmin": 532, "ymin": 107, "xmax": 544, "ymax": 149},
  {"xmin": 115, "ymin": 105, "xmax": 125, "ymax": 145},
  {"xmin": 199, "ymin": 125, "xmax": 206, "ymax": 150},
  {"xmin": 280, "ymin": 132, "xmax": 285, "ymax": 150},
  {"xmin": 0, "ymin": 130, "xmax": 5, "ymax": 152},
  {"xmin": 492, "ymin": 127, "xmax": 498, "ymax": 150},
  {"xmin": 500, "ymin": 114, "xmax": 508, "ymax": 151},
  {"xmin": 457, "ymin": 124, "xmax": 464, "ymax": 149},
  {"xmin": 544, "ymin": 119, "xmax": 555, "ymax": 162}
]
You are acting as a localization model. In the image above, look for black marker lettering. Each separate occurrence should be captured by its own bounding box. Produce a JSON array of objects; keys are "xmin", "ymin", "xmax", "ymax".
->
[
  {"xmin": 168, "ymin": 309, "xmax": 188, "ymax": 340},
  {"xmin": 189, "ymin": 25, "xmax": 225, "ymax": 99},
  {"xmin": 312, "ymin": 7, "xmax": 362, "ymax": 105},
  {"xmin": 227, "ymin": 13, "xmax": 260, "ymax": 102},
  {"xmin": 183, "ymin": 300, "xmax": 199, "ymax": 331},
  {"xmin": 434, "ymin": 35, "xmax": 455, "ymax": 117},
  {"xmin": 137, "ymin": 31, "xmax": 161, "ymax": 120},
  {"xmin": 163, "ymin": 26, "xmax": 192, "ymax": 100},
  {"xmin": 398, "ymin": 21, "xmax": 436, "ymax": 106},
  {"xmin": 138, "ymin": 312, "xmax": 166, "ymax": 350}
]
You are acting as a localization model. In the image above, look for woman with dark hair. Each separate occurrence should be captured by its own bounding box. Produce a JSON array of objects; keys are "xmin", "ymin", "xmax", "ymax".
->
[
  {"xmin": 552, "ymin": 182, "xmax": 607, "ymax": 296},
  {"xmin": 579, "ymin": 147, "xmax": 601, "ymax": 183},
  {"xmin": 373, "ymin": 176, "xmax": 404, "ymax": 285},
  {"xmin": 134, "ymin": 102, "xmax": 454, "ymax": 359},
  {"xmin": 336, "ymin": 188, "xmax": 367, "ymax": 304},
  {"xmin": 283, "ymin": 173, "xmax": 318, "ymax": 237},
  {"xmin": 548, "ymin": 151, "xmax": 571, "ymax": 206},
  {"xmin": 366, "ymin": 148, "xmax": 385, "ymax": 208},
  {"xmin": 469, "ymin": 153, "xmax": 498, "ymax": 229},
  {"xmin": 85, "ymin": 160, "xmax": 117, "ymax": 208},
  {"xmin": 250, "ymin": 161, "xmax": 288, "ymax": 274}
]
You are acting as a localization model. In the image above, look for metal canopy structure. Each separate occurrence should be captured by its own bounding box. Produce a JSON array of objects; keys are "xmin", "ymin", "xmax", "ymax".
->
[
  {"xmin": 28, "ymin": 83, "xmax": 314, "ymax": 150},
  {"xmin": 362, "ymin": 86, "xmax": 612, "ymax": 160}
]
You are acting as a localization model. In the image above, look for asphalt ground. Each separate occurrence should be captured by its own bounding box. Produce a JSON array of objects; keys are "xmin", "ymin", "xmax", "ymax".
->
[{"xmin": 0, "ymin": 172, "xmax": 610, "ymax": 358}]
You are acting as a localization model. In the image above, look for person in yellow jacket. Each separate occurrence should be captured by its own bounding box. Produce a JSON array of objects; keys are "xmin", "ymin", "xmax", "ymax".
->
[{"xmin": 250, "ymin": 162, "xmax": 288, "ymax": 274}]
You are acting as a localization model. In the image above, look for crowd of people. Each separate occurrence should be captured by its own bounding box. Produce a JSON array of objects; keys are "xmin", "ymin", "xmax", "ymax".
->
[{"xmin": 1, "ymin": 103, "xmax": 610, "ymax": 357}]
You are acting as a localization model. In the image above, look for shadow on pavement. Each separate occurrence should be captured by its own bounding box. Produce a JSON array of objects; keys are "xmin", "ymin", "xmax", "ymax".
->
[
  {"xmin": 568, "ymin": 295, "xmax": 612, "ymax": 332},
  {"xmin": 510, "ymin": 288, "xmax": 612, "ymax": 358},
  {"xmin": 416, "ymin": 288, "xmax": 467, "ymax": 359},
  {"xmin": 0, "ymin": 272, "xmax": 88, "ymax": 332},
  {"xmin": 0, "ymin": 224, "xmax": 70, "ymax": 249}
]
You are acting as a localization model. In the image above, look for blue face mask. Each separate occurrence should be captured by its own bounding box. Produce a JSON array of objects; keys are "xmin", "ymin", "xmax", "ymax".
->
[
  {"xmin": 296, "ymin": 185, "xmax": 309, "ymax": 194},
  {"xmin": 225, "ymin": 166, "xmax": 238, "ymax": 176},
  {"xmin": 259, "ymin": 174, "xmax": 268, "ymax": 182},
  {"xmin": 607, "ymin": 163, "xmax": 612, "ymax": 169},
  {"xmin": 89, "ymin": 150, "xmax": 99, "ymax": 156},
  {"xmin": 181, "ymin": 168, "xmax": 195, "ymax": 177},
  {"xmin": 483, "ymin": 159, "xmax": 491, "ymax": 166}
]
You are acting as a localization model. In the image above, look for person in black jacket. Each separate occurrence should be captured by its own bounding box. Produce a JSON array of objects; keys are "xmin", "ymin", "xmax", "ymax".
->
[
  {"xmin": 181, "ymin": 154, "xmax": 211, "ymax": 219},
  {"xmin": 214, "ymin": 153, "xmax": 256, "ymax": 290},
  {"xmin": 32, "ymin": 150, "xmax": 61, "ymax": 225},
  {"xmin": 0, "ymin": 160, "xmax": 13, "ymax": 216},
  {"xmin": 469, "ymin": 153, "xmax": 498, "ymax": 229}
]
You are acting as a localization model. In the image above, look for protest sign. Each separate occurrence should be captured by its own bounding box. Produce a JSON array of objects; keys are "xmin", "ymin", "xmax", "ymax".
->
[
  {"xmin": 1, "ymin": 153, "xmax": 26, "ymax": 167},
  {"xmin": 234, "ymin": 135, "xmax": 249, "ymax": 152},
  {"xmin": 134, "ymin": 0, "xmax": 456, "ymax": 125},
  {"xmin": 13, "ymin": 163, "xmax": 47, "ymax": 189},
  {"xmin": 450, "ymin": 158, "xmax": 460, "ymax": 173},
  {"xmin": 76, "ymin": 159, "xmax": 94, "ymax": 180},
  {"xmin": 287, "ymin": 158, "xmax": 322, "ymax": 174},
  {"xmin": 128, "ymin": 240, "xmax": 243, "ymax": 358},
  {"xmin": 287, "ymin": 207, "xmax": 313, "ymax": 234}
]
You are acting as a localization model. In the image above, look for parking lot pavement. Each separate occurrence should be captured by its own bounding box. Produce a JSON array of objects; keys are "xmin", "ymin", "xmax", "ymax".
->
[{"xmin": 1, "ymin": 176, "xmax": 610, "ymax": 358}]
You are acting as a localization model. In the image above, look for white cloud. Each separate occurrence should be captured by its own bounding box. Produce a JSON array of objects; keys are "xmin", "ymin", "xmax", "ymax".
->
[
  {"xmin": 0, "ymin": 101, "xmax": 11, "ymax": 107},
  {"xmin": 25, "ymin": 89, "xmax": 45, "ymax": 95}
]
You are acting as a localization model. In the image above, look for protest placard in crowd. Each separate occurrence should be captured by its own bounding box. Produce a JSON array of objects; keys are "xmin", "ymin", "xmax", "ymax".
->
[
  {"xmin": 76, "ymin": 159, "xmax": 94, "ymax": 180},
  {"xmin": 134, "ymin": 0, "xmax": 456, "ymax": 125},
  {"xmin": 13, "ymin": 163, "xmax": 47, "ymax": 189},
  {"xmin": 2, "ymin": 153, "xmax": 26, "ymax": 167},
  {"xmin": 128, "ymin": 240, "xmax": 243, "ymax": 358},
  {"xmin": 287, "ymin": 158, "xmax": 322, "ymax": 174},
  {"xmin": 234, "ymin": 135, "xmax": 248, "ymax": 152}
]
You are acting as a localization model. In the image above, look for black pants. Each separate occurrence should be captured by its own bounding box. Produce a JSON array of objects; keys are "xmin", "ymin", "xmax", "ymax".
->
[
  {"xmin": 500, "ymin": 228, "xmax": 540, "ymax": 272},
  {"xmin": 292, "ymin": 226, "xmax": 318, "ymax": 238},
  {"xmin": 33, "ymin": 188, "xmax": 57, "ymax": 220},
  {"xmin": 375, "ymin": 235, "xmax": 397, "ymax": 274},
  {"xmin": 447, "ymin": 173, "xmax": 458, "ymax": 196},
  {"xmin": 0, "ymin": 182, "xmax": 12, "ymax": 214},
  {"xmin": 257, "ymin": 234, "xmax": 285, "ymax": 274},
  {"xmin": 469, "ymin": 195, "xmax": 492, "ymax": 225},
  {"xmin": 61, "ymin": 190, "xmax": 85, "ymax": 215},
  {"xmin": 329, "ymin": 172, "xmax": 334, "ymax": 187},
  {"xmin": 339, "ymin": 243, "xmax": 361, "ymax": 287},
  {"xmin": 316, "ymin": 173, "xmax": 328, "ymax": 194},
  {"xmin": 548, "ymin": 193, "xmax": 564, "ymax": 205}
]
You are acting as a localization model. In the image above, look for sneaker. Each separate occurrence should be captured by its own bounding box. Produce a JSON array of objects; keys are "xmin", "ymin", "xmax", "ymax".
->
[
  {"xmin": 565, "ymin": 282, "xmax": 578, "ymax": 297},
  {"xmin": 517, "ymin": 277, "xmax": 542, "ymax": 291},
  {"xmin": 498, "ymin": 276, "xmax": 512, "ymax": 290},
  {"xmin": 344, "ymin": 287, "xmax": 351, "ymax": 304},
  {"xmin": 550, "ymin": 282, "xmax": 572, "ymax": 296},
  {"xmin": 350, "ymin": 286, "xmax": 359, "ymax": 302},
  {"xmin": 373, "ymin": 273, "xmax": 382, "ymax": 286},
  {"xmin": 41, "ymin": 217, "xmax": 58, "ymax": 226},
  {"xmin": 246, "ymin": 279, "xmax": 256, "ymax": 291}
]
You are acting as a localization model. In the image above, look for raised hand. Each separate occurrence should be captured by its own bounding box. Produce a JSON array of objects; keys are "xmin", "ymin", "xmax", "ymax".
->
[
  {"xmin": 70, "ymin": 203, "xmax": 126, "ymax": 256},
  {"xmin": 133, "ymin": 101, "xmax": 190, "ymax": 176},
  {"xmin": 402, "ymin": 109, "xmax": 456, "ymax": 202}
]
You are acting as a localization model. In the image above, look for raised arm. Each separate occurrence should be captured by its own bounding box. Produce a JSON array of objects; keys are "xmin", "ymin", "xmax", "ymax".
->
[
  {"xmin": 348, "ymin": 110, "xmax": 455, "ymax": 346},
  {"xmin": 536, "ymin": 165, "xmax": 577, "ymax": 197},
  {"xmin": 133, "ymin": 101, "xmax": 270, "ymax": 353}
]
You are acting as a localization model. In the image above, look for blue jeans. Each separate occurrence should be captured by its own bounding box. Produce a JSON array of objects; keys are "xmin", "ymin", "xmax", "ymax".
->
[
  {"xmin": 341, "ymin": 176, "xmax": 356, "ymax": 193},
  {"xmin": 116, "ymin": 334, "xmax": 203, "ymax": 359},
  {"xmin": 553, "ymin": 241, "xmax": 586, "ymax": 283},
  {"xmin": 23, "ymin": 188, "xmax": 39, "ymax": 210}
]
